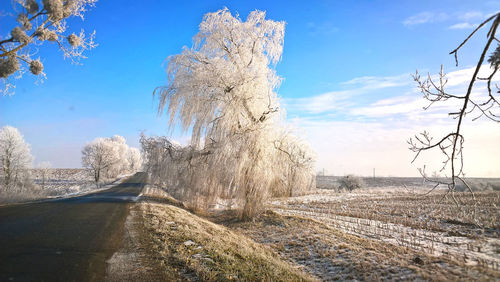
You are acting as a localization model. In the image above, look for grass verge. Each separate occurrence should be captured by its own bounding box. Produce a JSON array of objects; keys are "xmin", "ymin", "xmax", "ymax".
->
[{"xmin": 136, "ymin": 201, "xmax": 315, "ymax": 281}]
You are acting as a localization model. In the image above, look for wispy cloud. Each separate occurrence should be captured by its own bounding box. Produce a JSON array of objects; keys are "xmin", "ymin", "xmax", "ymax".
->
[
  {"xmin": 287, "ymin": 65, "xmax": 498, "ymax": 118},
  {"xmin": 295, "ymin": 116, "xmax": 500, "ymax": 177},
  {"xmin": 285, "ymin": 73, "xmax": 412, "ymax": 115},
  {"xmin": 350, "ymin": 95, "xmax": 423, "ymax": 118},
  {"xmin": 286, "ymin": 65, "xmax": 500, "ymax": 176},
  {"xmin": 448, "ymin": 11, "xmax": 486, "ymax": 30},
  {"xmin": 348, "ymin": 65, "xmax": 498, "ymax": 120},
  {"xmin": 341, "ymin": 73, "xmax": 410, "ymax": 88},
  {"xmin": 404, "ymin": 10, "xmax": 491, "ymax": 29},
  {"xmin": 283, "ymin": 90, "xmax": 355, "ymax": 114},
  {"xmin": 449, "ymin": 22, "xmax": 478, "ymax": 29},
  {"xmin": 403, "ymin": 12, "xmax": 448, "ymax": 26},
  {"xmin": 458, "ymin": 11, "xmax": 485, "ymax": 21}
]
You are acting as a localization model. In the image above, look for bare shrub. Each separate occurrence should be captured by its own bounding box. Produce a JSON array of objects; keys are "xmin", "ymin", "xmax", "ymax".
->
[{"xmin": 339, "ymin": 175, "xmax": 365, "ymax": 192}]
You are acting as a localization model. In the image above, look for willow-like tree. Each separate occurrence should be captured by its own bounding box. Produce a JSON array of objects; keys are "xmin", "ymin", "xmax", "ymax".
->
[
  {"xmin": 0, "ymin": 0, "xmax": 97, "ymax": 95},
  {"xmin": 153, "ymin": 8, "xmax": 315, "ymax": 219}
]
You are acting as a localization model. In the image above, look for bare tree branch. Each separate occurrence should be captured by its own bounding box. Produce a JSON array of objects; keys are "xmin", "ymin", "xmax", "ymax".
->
[{"xmin": 410, "ymin": 12, "xmax": 500, "ymax": 197}]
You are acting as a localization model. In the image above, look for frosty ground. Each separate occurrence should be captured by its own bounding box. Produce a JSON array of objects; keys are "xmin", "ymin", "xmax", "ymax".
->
[
  {"xmin": 0, "ymin": 168, "xmax": 132, "ymax": 205},
  {"xmin": 267, "ymin": 188, "xmax": 499, "ymax": 280},
  {"xmin": 106, "ymin": 179, "xmax": 500, "ymax": 281},
  {"xmin": 2, "ymin": 171, "xmax": 498, "ymax": 280}
]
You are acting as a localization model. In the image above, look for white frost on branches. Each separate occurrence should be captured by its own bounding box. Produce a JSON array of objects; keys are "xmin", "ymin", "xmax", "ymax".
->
[
  {"xmin": 0, "ymin": 126, "xmax": 33, "ymax": 190},
  {"xmin": 81, "ymin": 135, "xmax": 142, "ymax": 187},
  {"xmin": 0, "ymin": 0, "xmax": 98, "ymax": 95},
  {"xmin": 150, "ymin": 9, "xmax": 316, "ymax": 219},
  {"xmin": 127, "ymin": 147, "xmax": 142, "ymax": 172}
]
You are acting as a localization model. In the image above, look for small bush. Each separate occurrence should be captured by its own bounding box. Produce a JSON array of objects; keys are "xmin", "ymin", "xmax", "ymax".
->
[{"xmin": 338, "ymin": 175, "xmax": 364, "ymax": 191}]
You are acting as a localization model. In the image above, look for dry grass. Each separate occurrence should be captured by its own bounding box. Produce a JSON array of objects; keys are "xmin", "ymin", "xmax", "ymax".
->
[{"xmin": 133, "ymin": 198, "xmax": 314, "ymax": 281}]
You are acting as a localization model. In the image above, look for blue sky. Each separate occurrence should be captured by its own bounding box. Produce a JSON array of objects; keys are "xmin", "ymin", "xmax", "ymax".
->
[{"xmin": 1, "ymin": 0, "xmax": 499, "ymax": 176}]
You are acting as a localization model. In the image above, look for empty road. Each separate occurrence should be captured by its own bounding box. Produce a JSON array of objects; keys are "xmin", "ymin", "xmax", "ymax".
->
[{"xmin": 0, "ymin": 172, "xmax": 146, "ymax": 281}]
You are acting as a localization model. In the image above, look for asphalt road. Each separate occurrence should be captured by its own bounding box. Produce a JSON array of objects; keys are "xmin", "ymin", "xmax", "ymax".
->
[{"xmin": 0, "ymin": 172, "xmax": 146, "ymax": 282}]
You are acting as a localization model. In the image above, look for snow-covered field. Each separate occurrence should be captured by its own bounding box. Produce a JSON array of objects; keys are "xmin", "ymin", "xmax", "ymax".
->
[
  {"xmin": 30, "ymin": 168, "xmax": 95, "ymax": 197},
  {"xmin": 0, "ymin": 169, "xmax": 132, "ymax": 204},
  {"xmin": 270, "ymin": 188, "xmax": 500, "ymax": 271}
]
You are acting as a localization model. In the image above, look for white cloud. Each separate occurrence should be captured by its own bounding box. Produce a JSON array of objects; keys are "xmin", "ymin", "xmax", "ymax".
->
[
  {"xmin": 404, "ymin": 10, "xmax": 490, "ymax": 29},
  {"xmin": 350, "ymin": 96, "xmax": 423, "ymax": 118},
  {"xmin": 458, "ymin": 11, "xmax": 485, "ymax": 21},
  {"xmin": 287, "ymin": 65, "xmax": 498, "ymax": 118},
  {"xmin": 341, "ymin": 73, "xmax": 410, "ymax": 88},
  {"xmin": 283, "ymin": 90, "xmax": 355, "ymax": 114},
  {"xmin": 371, "ymin": 95, "xmax": 414, "ymax": 106},
  {"xmin": 294, "ymin": 117, "xmax": 500, "ymax": 177},
  {"xmin": 403, "ymin": 12, "xmax": 448, "ymax": 26},
  {"xmin": 286, "ymin": 65, "xmax": 500, "ymax": 177},
  {"xmin": 285, "ymin": 73, "xmax": 412, "ymax": 115},
  {"xmin": 449, "ymin": 22, "xmax": 477, "ymax": 29},
  {"xmin": 440, "ymin": 64, "xmax": 499, "ymax": 88},
  {"xmin": 348, "ymin": 65, "xmax": 499, "ymax": 119}
]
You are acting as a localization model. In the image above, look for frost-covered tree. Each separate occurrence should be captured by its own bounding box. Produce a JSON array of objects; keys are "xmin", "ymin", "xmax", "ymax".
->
[
  {"xmin": 82, "ymin": 138, "xmax": 118, "ymax": 187},
  {"xmin": 272, "ymin": 129, "xmax": 316, "ymax": 197},
  {"xmin": 153, "ymin": 8, "xmax": 316, "ymax": 219},
  {"xmin": 0, "ymin": 125, "xmax": 33, "ymax": 189},
  {"xmin": 81, "ymin": 135, "xmax": 141, "ymax": 187},
  {"xmin": 106, "ymin": 135, "xmax": 129, "ymax": 178},
  {"xmin": 107, "ymin": 135, "xmax": 142, "ymax": 177},
  {"xmin": 127, "ymin": 147, "xmax": 142, "ymax": 172},
  {"xmin": 0, "ymin": 0, "xmax": 97, "ymax": 95}
]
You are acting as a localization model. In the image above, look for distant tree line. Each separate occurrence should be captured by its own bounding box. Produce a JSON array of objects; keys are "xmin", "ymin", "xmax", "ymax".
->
[{"xmin": 0, "ymin": 125, "xmax": 143, "ymax": 200}]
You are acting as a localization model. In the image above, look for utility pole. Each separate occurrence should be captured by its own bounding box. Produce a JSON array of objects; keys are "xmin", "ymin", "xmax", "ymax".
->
[{"xmin": 373, "ymin": 168, "xmax": 375, "ymax": 179}]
